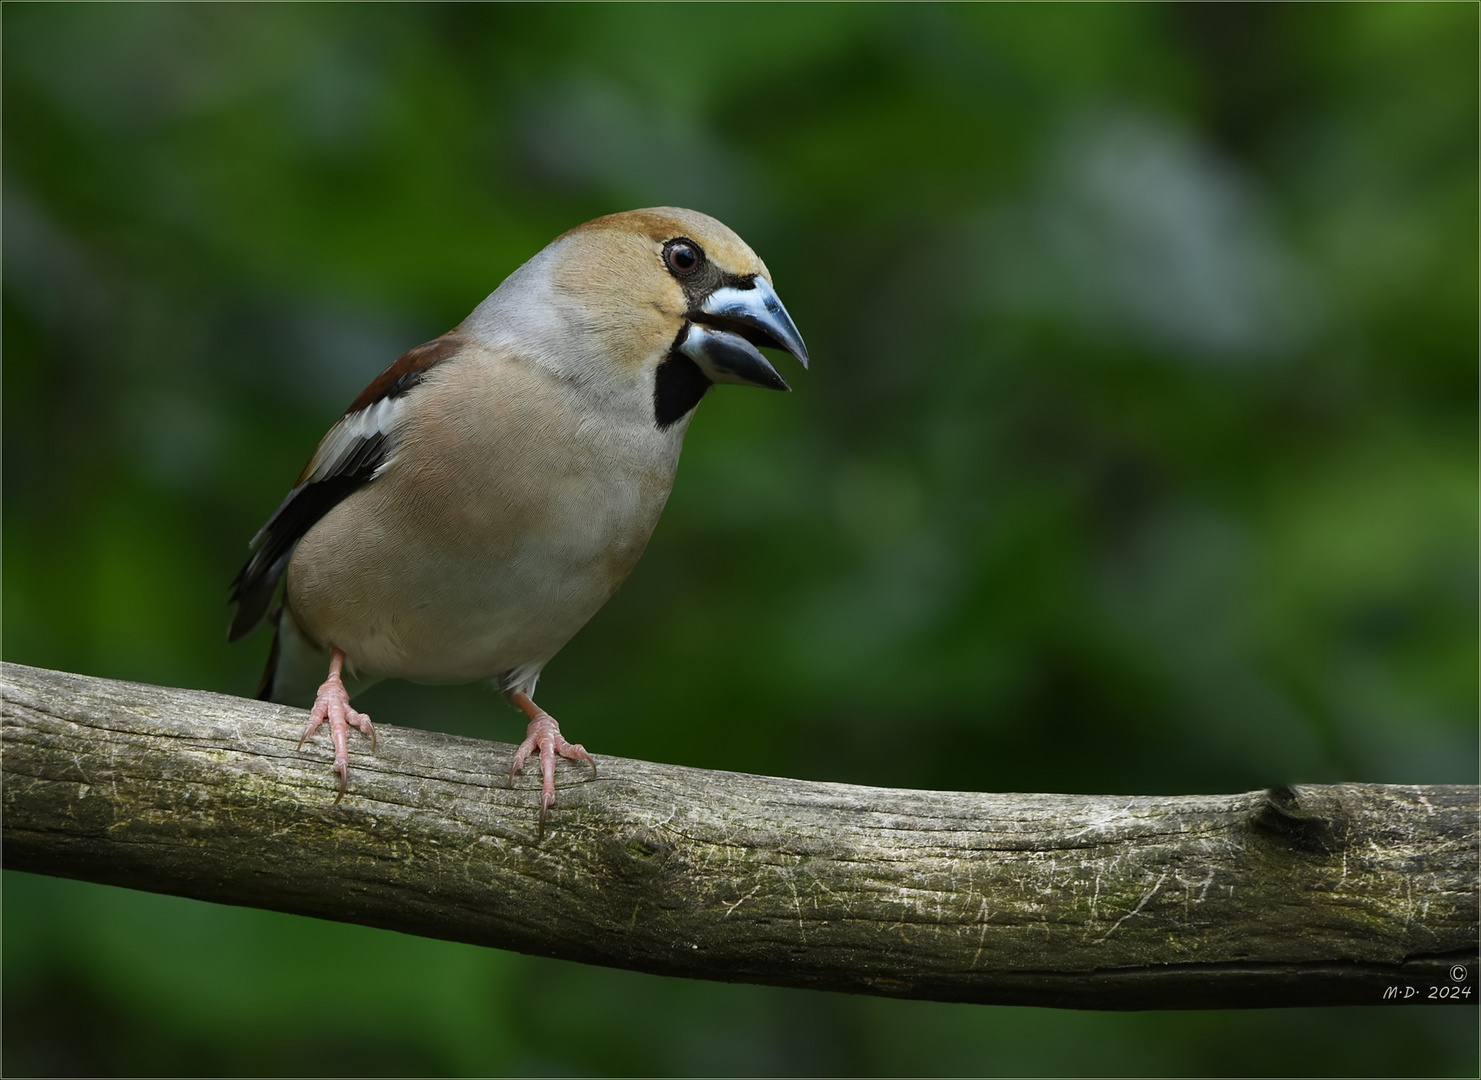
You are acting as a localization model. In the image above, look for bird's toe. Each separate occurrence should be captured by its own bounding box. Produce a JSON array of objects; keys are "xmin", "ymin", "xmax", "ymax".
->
[{"xmin": 299, "ymin": 659, "xmax": 374, "ymax": 800}]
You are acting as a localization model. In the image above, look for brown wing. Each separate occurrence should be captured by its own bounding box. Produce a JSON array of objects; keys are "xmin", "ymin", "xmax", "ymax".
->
[{"xmin": 226, "ymin": 331, "xmax": 465, "ymax": 641}]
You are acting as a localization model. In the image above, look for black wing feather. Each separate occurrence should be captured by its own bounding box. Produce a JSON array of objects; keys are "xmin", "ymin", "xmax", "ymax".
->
[{"xmin": 227, "ymin": 432, "xmax": 388, "ymax": 642}]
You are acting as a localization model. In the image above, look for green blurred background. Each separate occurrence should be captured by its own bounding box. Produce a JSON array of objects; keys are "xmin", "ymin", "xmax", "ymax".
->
[{"xmin": 4, "ymin": 4, "xmax": 1477, "ymax": 1075}]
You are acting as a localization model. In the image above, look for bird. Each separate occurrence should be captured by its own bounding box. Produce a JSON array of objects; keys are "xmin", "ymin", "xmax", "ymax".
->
[{"xmin": 228, "ymin": 207, "xmax": 809, "ymax": 833}]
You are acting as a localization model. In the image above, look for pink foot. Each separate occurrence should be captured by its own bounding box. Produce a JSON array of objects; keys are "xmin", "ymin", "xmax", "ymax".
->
[
  {"xmin": 298, "ymin": 648, "xmax": 375, "ymax": 802},
  {"xmin": 507, "ymin": 691, "xmax": 595, "ymax": 836}
]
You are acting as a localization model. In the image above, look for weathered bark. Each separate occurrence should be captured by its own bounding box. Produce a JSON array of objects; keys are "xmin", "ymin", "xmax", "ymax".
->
[{"xmin": 3, "ymin": 662, "xmax": 1476, "ymax": 1009}]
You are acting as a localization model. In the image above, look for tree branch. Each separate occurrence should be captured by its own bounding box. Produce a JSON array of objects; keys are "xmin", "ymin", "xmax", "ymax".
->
[{"xmin": 3, "ymin": 662, "xmax": 1476, "ymax": 1009}]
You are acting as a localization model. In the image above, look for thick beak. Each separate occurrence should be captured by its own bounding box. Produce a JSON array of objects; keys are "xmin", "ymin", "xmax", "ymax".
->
[{"xmin": 680, "ymin": 277, "xmax": 809, "ymax": 392}]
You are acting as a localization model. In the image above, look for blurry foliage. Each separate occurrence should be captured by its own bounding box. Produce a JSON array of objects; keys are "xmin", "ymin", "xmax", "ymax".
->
[{"xmin": 3, "ymin": 4, "xmax": 1476, "ymax": 1076}]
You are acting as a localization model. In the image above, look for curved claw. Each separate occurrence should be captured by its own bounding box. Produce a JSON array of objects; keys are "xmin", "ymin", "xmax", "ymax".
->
[{"xmin": 538, "ymin": 789, "xmax": 554, "ymax": 839}]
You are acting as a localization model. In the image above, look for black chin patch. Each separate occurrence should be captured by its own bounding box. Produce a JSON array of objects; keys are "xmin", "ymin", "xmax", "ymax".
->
[{"xmin": 653, "ymin": 351, "xmax": 712, "ymax": 429}]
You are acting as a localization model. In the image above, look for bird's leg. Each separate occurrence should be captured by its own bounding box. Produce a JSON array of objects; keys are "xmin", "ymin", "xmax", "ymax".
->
[
  {"xmin": 506, "ymin": 690, "xmax": 596, "ymax": 836},
  {"xmin": 299, "ymin": 647, "xmax": 376, "ymax": 803}
]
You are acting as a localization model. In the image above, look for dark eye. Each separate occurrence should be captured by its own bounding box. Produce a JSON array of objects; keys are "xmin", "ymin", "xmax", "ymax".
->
[{"xmin": 664, "ymin": 239, "xmax": 702, "ymax": 276}]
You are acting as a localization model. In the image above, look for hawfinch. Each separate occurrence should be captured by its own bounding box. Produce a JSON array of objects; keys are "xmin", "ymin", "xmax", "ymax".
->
[{"xmin": 229, "ymin": 208, "xmax": 809, "ymax": 832}]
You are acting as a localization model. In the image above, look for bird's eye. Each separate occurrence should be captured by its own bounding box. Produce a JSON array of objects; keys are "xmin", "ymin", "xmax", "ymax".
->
[{"xmin": 664, "ymin": 239, "xmax": 702, "ymax": 276}]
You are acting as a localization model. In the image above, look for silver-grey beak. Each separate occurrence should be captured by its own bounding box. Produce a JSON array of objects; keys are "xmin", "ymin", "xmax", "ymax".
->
[
  {"xmin": 699, "ymin": 277, "xmax": 809, "ymax": 369},
  {"xmin": 680, "ymin": 276, "xmax": 809, "ymax": 392},
  {"xmin": 679, "ymin": 323, "xmax": 791, "ymax": 391}
]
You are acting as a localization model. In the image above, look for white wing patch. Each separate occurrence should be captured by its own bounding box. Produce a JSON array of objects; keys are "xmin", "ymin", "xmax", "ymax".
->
[{"xmin": 305, "ymin": 394, "xmax": 408, "ymax": 484}]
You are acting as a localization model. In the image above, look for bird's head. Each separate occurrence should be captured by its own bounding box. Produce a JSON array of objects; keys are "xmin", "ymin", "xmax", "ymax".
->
[{"xmin": 465, "ymin": 207, "xmax": 809, "ymax": 429}]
